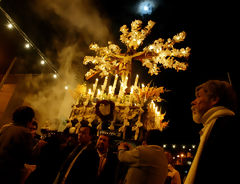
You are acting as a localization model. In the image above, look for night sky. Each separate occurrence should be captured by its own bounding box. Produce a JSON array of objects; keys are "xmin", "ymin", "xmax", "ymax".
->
[{"xmin": 0, "ymin": 0, "xmax": 239, "ymax": 144}]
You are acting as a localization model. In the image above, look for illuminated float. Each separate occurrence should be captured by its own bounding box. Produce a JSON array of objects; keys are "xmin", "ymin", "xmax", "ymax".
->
[{"xmin": 67, "ymin": 20, "xmax": 190, "ymax": 140}]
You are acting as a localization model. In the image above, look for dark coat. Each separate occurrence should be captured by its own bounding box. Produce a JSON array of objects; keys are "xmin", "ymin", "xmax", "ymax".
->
[
  {"xmin": 57, "ymin": 143, "xmax": 119, "ymax": 184},
  {"xmin": 0, "ymin": 123, "xmax": 33, "ymax": 184},
  {"xmin": 26, "ymin": 134, "xmax": 71, "ymax": 184},
  {"xmin": 97, "ymin": 151, "xmax": 119, "ymax": 184},
  {"xmin": 194, "ymin": 115, "xmax": 239, "ymax": 184},
  {"xmin": 65, "ymin": 142, "xmax": 99, "ymax": 184}
]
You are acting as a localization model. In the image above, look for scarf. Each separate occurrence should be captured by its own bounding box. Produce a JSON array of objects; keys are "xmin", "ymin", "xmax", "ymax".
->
[{"xmin": 184, "ymin": 106, "xmax": 235, "ymax": 184}]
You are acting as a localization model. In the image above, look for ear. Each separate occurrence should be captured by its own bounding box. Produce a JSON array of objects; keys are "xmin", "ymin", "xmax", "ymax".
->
[{"xmin": 210, "ymin": 96, "xmax": 220, "ymax": 106}]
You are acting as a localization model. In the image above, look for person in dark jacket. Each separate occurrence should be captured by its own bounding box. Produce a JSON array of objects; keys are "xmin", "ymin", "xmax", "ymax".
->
[
  {"xmin": 54, "ymin": 123, "xmax": 99, "ymax": 184},
  {"xmin": 96, "ymin": 133, "xmax": 118, "ymax": 184},
  {"xmin": 0, "ymin": 106, "xmax": 35, "ymax": 184}
]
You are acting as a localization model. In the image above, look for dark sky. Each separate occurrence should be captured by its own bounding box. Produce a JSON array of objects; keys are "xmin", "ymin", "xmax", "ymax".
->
[{"xmin": 0, "ymin": 0, "xmax": 239, "ymax": 143}]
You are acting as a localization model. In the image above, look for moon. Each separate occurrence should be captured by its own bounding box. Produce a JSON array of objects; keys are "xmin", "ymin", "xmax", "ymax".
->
[{"xmin": 138, "ymin": 0, "xmax": 155, "ymax": 16}]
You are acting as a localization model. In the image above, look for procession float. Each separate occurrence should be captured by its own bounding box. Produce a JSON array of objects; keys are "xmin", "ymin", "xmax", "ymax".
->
[{"xmin": 66, "ymin": 20, "xmax": 190, "ymax": 141}]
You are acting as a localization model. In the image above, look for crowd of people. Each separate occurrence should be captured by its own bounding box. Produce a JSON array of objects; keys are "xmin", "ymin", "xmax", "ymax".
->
[{"xmin": 0, "ymin": 79, "xmax": 239, "ymax": 184}]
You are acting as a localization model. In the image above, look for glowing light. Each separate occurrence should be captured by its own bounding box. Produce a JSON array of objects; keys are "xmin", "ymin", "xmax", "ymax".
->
[
  {"xmin": 25, "ymin": 43, "xmax": 30, "ymax": 49},
  {"xmin": 7, "ymin": 23, "xmax": 13, "ymax": 29},
  {"xmin": 138, "ymin": 1, "xmax": 155, "ymax": 15},
  {"xmin": 53, "ymin": 74, "xmax": 57, "ymax": 79},
  {"xmin": 144, "ymin": 5, "xmax": 149, "ymax": 11},
  {"xmin": 84, "ymin": 20, "xmax": 190, "ymax": 80},
  {"xmin": 1, "ymin": 5, "xmax": 69, "ymax": 92},
  {"xmin": 172, "ymin": 144, "xmax": 176, "ymax": 148},
  {"xmin": 64, "ymin": 86, "xmax": 69, "ymax": 90},
  {"xmin": 72, "ymin": 20, "xmax": 191, "ymax": 136},
  {"xmin": 40, "ymin": 60, "xmax": 45, "ymax": 65}
]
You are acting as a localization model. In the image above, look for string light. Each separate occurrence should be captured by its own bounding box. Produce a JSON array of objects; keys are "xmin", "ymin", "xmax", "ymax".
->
[
  {"xmin": 53, "ymin": 74, "xmax": 57, "ymax": 79},
  {"xmin": 40, "ymin": 60, "xmax": 45, "ymax": 65},
  {"xmin": 24, "ymin": 43, "xmax": 30, "ymax": 49},
  {"xmin": 0, "ymin": 6, "xmax": 70, "ymax": 90},
  {"xmin": 6, "ymin": 22, "xmax": 13, "ymax": 29}
]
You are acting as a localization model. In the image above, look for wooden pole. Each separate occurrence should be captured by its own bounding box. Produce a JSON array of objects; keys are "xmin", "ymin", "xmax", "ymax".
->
[{"xmin": 0, "ymin": 57, "xmax": 17, "ymax": 90}]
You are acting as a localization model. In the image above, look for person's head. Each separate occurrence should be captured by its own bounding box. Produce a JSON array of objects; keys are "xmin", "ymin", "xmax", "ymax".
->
[
  {"xmin": 143, "ymin": 129, "xmax": 163, "ymax": 146},
  {"xmin": 96, "ymin": 134, "xmax": 110, "ymax": 154},
  {"xmin": 78, "ymin": 125, "xmax": 94, "ymax": 145},
  {"xmin": 191, "ymin": 80, "xmax": 237, "ymax": 123},
  {"xmin": 12, "ymin": 106, "xmax": 35, "ymax": 127}
]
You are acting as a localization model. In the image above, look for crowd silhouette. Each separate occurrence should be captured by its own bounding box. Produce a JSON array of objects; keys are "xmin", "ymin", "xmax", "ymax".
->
[{"xmin": 0, "ymin": 80, "xmax": 239, "ymax": 184}]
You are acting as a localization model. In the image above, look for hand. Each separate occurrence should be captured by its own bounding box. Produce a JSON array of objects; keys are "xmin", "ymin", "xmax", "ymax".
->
[
  {"xmin": 38, "ymin": 139, "xmax": 47, "ymax": 148},
  {"xmin": 118, "ymin": 142, "xmax": 131, "ymax": 151}
]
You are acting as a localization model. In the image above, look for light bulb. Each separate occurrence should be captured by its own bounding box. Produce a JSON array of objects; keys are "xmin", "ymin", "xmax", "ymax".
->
[
  {"xmin": 25, "ymin": 43, "xmax": 30, "ymax": 49},
  {"xmin": 40, "ymin": 60, "xmax": 45, "ymax": 65},
  {"xmin": 7, "ymin": 23, "xmax": 13, "ymax": 29}
]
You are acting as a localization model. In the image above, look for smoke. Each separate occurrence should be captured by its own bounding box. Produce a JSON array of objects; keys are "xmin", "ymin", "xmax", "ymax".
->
[
  {"xmin": 31, "ymin": 0, "xmax": 112, "ymax": 43},
  {"xmin": 22, "ymin": 0, "xmax": 113, "ymax": 130}
]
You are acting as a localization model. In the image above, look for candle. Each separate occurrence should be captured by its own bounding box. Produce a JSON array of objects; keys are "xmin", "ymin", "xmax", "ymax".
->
[
  {"xmin": 112, "ymin": 74, "xmax": 118, "ymax": 95},
  {"xmin": 101, "ymin": 76, "xmax": 108, "ymax": 94},
  {"xmin": 92, "ymin": 78, "xmax": 98, "ymax": 97},
  {"xmin": 118, "ymin": 82, "xmax": 124, "ymax": 98},
  {"xmin": 134, "ymin": 74, "xmax": 139, "ymax": 89},
  {"xmin": 129, "ymin": 86, "xmax": 134, "ymax": 104},
  {"xmin": 108, "ymin": 85, "xmax": 112, "ymax": 98},
  {"xmin": 96, "ymin": 89, "xmax": 101, "ymax": 99},
  {"xmin": 155, "ymin": 106, "xmax": 158, "ymax": 114},
  {"xmin": 84, "ymin": 88, "xmax": 92, "ymax": 106},
  {"xmin": 125, "ymin": 76, "xmax": 128, "ymax": 87},
  {"xmin": 88, "ymin": 88, "xmax": 92, "ymax": 98},
  {"xmin": 155, "ymin": 110, "xmax": 161, "ymax": 129},
  {"xmin": 142, "ymin": 83, "xmax": 145, "ymax": 91},
  {"xmin": 150, "ymin": 100, "xmax": 154, "ymax": 110}
]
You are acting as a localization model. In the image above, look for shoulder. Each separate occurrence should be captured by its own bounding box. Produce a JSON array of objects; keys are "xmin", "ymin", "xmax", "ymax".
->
[
  {"xmin": 83, "ymin": 143, "xmax": 98, "ymax": 157},
  {"xmin": 136, "ymin": 145, "xmax": 165, "ymax": 157},
  {"xmin": 107, "ymin": 151, "xmax": 118, "ymax": 165},
  {"xmin": 213, "ymin": 114, "xmax": 239, "ymax": 133},
  {"xmin": 217, "ymin": 114, "xmax": 239, "ymax": 123},
  {"xmin": 1, "ymin": 124, "xmax": 30, "ymax": 136},
  {"xmin": 207, "ymin": 114, "xmax": 239, "ymax": 148},
  {"xmin": 87, "ymin": 142, "xmax": 97, "ymax": 150},
  {"xmin": 144, "ymin": 145, "xmax": 164, "ymax": 151}
]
